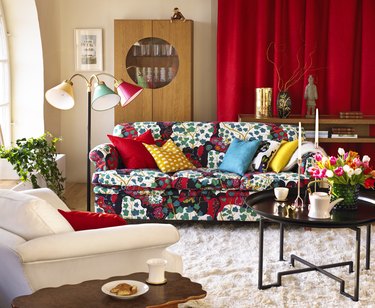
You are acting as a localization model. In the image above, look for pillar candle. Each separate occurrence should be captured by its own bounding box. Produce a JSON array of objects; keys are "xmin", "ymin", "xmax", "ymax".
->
[
  {"xmin": 315, "ymin": 108, "xmax": 319, "ymax": 146},
  {"xmin": 298, "ymin": 122, "xmax": 302, "ymax": 159}
]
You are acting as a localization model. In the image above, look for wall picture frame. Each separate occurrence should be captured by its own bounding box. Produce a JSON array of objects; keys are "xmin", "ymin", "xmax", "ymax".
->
[{"xmin": 74, "ymin": 28, "xmax": 103, "ymax": 71}]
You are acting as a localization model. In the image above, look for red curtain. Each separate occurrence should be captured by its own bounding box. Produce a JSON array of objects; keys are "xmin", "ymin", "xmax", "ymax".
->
[{"xmin": 217, "ymin": 0, "xmax": 375, "ymax": 157}]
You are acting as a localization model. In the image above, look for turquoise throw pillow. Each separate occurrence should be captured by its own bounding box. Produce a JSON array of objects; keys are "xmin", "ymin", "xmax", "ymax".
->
[{"xmin": 219, "ymin": 138, "xmax": 260, "ymax": 176}]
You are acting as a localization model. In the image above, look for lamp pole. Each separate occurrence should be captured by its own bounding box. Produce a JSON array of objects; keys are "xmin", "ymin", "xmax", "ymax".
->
[
  {"xmin": 86, "ymin": 86, "xmax": 92, "ymax": 211},
  {"xmin": 45, "ymin": 73, "xmax": 143, "ymax": 212}
]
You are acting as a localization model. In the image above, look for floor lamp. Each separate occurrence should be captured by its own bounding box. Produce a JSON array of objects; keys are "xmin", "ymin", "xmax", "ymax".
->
[{"xmin": 45, "ymin": 73, "xmax": 143, "ymax": 211}]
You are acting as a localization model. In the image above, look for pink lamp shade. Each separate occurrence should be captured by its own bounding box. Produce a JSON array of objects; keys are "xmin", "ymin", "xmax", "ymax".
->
[
  {"xmin": 115, "ymin": 79, "xmax": 143, "ymax": 107},
  {"xmin": 45, "ymin": 80, "xmax": 75, "ymax": 110}
]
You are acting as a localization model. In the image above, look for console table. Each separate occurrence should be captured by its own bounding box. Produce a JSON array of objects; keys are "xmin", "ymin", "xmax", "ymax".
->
[
  {"xmin": 246, "ymin": 189, "xmax": 375, "ymax": 301},
  {"xmin": 12, "ymin": 272, "xmax": 206, "ymax": 308},
  {"xmin": 238, "ymin": 114, "xmax": 375, "ymax": 144}
]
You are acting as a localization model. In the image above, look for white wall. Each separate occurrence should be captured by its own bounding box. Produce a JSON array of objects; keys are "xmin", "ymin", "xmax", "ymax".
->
[
  {"xmin": 39, "ymin": 0, "xmax": 217, "ymax": 182},
  {"xmin": 2, "ymin": 0, "xmax": 44, "ymax": 142}
]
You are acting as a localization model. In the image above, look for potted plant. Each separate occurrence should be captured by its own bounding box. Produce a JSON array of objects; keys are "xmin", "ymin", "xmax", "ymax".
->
[{"xmin": 0, "ymin": 132, "xmax": 65, "ymax": 198}]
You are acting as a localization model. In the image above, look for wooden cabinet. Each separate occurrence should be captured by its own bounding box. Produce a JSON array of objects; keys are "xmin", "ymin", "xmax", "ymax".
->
[
  {"xmin": 114, "ymin": 19, "xmax": 193, "ymax": 123},
  {"xmin": 238, "ymin": 114, "xmax": 375, "ymax": 143}
]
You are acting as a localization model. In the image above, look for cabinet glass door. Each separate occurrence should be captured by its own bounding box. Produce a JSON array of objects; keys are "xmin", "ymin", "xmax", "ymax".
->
[{"xmin": 126, "ymin": 37, "xmax": 179, "ymax": 89}]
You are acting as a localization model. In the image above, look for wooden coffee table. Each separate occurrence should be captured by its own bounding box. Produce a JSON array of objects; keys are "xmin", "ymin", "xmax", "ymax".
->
[{"xmin": 12, "ymin": 272, "xmax": 206, "ymax": 308}]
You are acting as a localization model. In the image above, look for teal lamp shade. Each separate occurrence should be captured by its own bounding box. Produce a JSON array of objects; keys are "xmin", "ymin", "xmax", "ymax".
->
[
  {"xmin": 115, "ymin": 79, "xmax": 143, "ymax": 107},
  {"xmin": 91, "ymin": 82, "xmax": 121, "ymax": 111},
  {"xmin": 45, "ymin": 80, "xmax": 75, "ymax": 110}
]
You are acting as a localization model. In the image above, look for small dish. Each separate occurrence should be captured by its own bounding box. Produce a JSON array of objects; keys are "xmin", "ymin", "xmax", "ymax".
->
[{"xmin": 101, "ymin": 280, "xmax": 149, "ymax": 300}]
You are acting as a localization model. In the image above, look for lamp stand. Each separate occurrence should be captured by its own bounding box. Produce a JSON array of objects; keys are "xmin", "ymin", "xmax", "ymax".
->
[{"xmin": 86, "ymin": 89, "xmax": 91, "ymax": 212}]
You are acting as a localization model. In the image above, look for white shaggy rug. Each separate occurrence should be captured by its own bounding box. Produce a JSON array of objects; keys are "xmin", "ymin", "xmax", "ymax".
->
[{"xmin": 169, "ymin": 223, "xmax": 375, "ymax": 308}]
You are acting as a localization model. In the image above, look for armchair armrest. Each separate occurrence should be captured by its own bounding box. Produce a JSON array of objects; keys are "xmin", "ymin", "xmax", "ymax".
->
[
  {"xmin": 16, "ymin": 223, "xmax": 180, "ymax": 262},
  {"xmin": 89, "ymin": 143, "xmax": 120, "ymax": 171}
]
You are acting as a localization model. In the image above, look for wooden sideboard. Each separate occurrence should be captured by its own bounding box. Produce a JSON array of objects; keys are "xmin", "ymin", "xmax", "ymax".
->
[{"xmin": 238, "ymin": 114, "xmax": 375, "ymax": 144}]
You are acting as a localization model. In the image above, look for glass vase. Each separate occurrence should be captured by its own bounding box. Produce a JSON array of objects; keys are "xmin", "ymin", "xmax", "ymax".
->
[{"xmin": 331, "ymin": 183, "xmax": 360, "ymax": 210}]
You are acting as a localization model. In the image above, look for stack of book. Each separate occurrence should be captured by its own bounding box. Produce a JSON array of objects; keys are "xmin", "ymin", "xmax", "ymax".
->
[
  {"xmin": 339, "ymin": 111, "xmax": 363, "ymax": 119},
  {"xmin": 305, "ymin": 130, "xmax": 329, "ymax": 138},
  {"xmin": 331, "ymin": 127, "xmax": 358, "ymax": 138}
]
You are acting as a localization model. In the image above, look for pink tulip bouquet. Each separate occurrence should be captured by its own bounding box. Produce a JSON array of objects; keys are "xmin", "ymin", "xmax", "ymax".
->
[{"xmin": 308, "ymin": 148, "xmax": 375, "ymax": 189}]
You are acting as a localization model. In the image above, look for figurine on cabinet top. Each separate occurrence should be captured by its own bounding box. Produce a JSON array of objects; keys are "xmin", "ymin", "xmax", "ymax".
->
[
  {"xmin": 170, "ymin": 7, "xmax": 186, "ymax": 22},
  {"xmin": 305, "ymin": 75, "xmax": 318, "ymax": 118}
]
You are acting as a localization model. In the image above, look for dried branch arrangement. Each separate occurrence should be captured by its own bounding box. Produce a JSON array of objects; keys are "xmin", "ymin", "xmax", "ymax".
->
[{"xmin": 267, "ymin": 42, "xmax": 316, "ymax": 92}]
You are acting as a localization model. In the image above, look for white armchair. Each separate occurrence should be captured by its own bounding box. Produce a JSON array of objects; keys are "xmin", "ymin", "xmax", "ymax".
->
[{"xmin": 0, "ymin": 188, "xmax": 182, "ymax": 307}]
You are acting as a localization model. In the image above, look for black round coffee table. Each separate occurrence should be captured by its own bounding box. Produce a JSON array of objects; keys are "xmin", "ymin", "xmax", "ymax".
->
[{"xmin": 246, "ymin": 188, "xmax": 375, "ymax": 302}]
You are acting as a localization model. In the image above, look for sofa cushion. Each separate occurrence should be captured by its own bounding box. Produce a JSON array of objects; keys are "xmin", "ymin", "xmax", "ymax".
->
[
  {"xmin": 0, "ymin": 189, "xmax": 73, "ymax": 240},
  {"xmin": 93, "ymin": 169, "xmax": 173, "ymax": 190},
  {"xmin": 240, "ymin": 172, "xmax": 311, "ymax": 190},
  {"xmin": 249, "ymin": 140, "xmax": 282, "ymax": 172},
  {"xmin": 144, "ymin": 139, "xmax": 196, "ymax": 173},
  {"xmin": 108, "ymin": 130, "xmax": 157, "ymax": 169},
  {"xmin": 171, "ymin": 168, "xmax": 241, "ymax": 190},
  {"xmin": 219, "ymin": 138, "xmax": 260, "ymax": 175},
  {"xmin": 58, "ymin": 210, "xmax": 127, "ymax": 231},
  {"xmin": 269, "ymin": 140, "xmax": 299, "ymax": 173}
]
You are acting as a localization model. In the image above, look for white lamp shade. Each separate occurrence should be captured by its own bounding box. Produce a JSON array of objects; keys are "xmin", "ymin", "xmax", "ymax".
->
[
  {"xmin": 91, "ymin": 82, "xmax": 120, "ymax": 111},
  {"xmin": 45, "ymin": 80, "xmax": 75, "ymax": 110}
]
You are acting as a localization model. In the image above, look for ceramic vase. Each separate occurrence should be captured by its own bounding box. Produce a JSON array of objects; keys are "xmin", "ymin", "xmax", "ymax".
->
[
  {"xmin": 331, "ymin": 183, "xmax": 360, "ymax": 210},
  {"xmin": 276, "ymin": 91, "xmax": 291, "ymax": 118}
]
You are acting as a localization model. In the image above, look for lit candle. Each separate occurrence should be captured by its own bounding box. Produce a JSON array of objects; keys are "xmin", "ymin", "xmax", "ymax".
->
[
  {"xmin": 315, "ymin": 108, "xmax": 319, "ymax": 147},
  {"xmin": 298, "ymin": 122, "xmax": 302, "ymax": 160}
]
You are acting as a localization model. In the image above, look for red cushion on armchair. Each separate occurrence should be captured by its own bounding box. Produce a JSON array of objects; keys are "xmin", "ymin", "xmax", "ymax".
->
[{"xmin": 58, "ymin": 210, "xmax": 127, "ymax": 231}]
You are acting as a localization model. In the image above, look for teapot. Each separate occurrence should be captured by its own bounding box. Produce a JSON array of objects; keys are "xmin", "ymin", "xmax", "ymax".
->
[{"xmin": 307, "ymin": 181, "xmax": 343, "ymax": 219}]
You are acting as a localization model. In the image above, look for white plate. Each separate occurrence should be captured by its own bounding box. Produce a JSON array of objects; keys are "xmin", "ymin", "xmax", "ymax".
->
[{"xmin": 101, "ymin": 280, "xmax": 149, "ymax": 300}]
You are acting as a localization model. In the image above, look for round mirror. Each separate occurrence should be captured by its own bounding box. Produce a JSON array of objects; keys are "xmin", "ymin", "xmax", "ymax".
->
[{"xmin": 126, "ymin": 37, "xmax": 179, "ymax": 89}]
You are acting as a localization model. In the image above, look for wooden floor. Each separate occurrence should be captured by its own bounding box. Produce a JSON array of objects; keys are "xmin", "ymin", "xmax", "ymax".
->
[{"xmin": 64, "ymin": 182, "xmax": 94, "ymax": 211}]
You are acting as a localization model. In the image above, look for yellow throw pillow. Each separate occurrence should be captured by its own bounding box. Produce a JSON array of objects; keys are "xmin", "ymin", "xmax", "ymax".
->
[
  {"xmin": 269, "ymin": 139, "xmax": 299, "ymax": 173},
  {"xmin": 143, "ymin": 139, "xmax": 196, "ymax": 173}
]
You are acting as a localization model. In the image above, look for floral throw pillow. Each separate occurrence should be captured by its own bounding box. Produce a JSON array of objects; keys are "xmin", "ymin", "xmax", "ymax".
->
[{"xmin": 248, "ymin": 140, "xmax": 282, "ymax": 173}]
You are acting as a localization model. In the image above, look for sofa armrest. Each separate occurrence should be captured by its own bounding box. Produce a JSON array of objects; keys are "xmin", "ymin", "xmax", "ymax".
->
[
  {"xmin": 16, "ymin": 223, "xmax": 180, "ymax": 262},
  {"xmin": 89, "ymin": 143, "xmax": 120, "ymax": 171}
]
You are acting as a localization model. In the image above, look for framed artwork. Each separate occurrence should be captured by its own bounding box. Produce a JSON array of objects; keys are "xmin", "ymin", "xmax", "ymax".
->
[{"xmin": 74, "ymin": 28, "xmax": 103, "ymax": 71}]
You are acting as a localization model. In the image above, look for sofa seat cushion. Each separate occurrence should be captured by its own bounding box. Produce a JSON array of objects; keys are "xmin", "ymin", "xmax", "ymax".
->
[
  {"xmin": 240, "ymin": 172, "xmax": 311, "ymax": 190},
  {"xmin": 94, "ymin": 188, "xmax": 256, "ymax": 221},
  {"xmin": 171, "ymin": 168, "xmax": 242, "ymax": 190},
  {"xmin": 93, "ymin": 169, "xmax": 172, "ymax": 190}
]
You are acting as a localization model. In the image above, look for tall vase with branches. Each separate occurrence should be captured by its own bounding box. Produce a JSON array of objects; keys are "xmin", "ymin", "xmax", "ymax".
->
[{"xmin": 267, "ymin": 42, "xmax": 316, "ymax": 118}]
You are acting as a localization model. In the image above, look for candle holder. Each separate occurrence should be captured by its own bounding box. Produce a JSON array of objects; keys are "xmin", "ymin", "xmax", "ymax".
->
[
  {"xmin": 293, "ymin": 158, "xmax": 304, "ymax": 209},
  {"xmin": 314, "ymin": 141, "xmax": 319, "ymax": 192}
]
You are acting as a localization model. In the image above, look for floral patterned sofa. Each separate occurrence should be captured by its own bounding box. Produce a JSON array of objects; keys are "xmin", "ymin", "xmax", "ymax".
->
[{"xmin": 89, "ymin": 122, "xmax": 315, "ymax": 222}]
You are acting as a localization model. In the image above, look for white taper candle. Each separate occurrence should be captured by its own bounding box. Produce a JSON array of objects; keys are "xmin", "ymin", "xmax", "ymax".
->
[
  {"xmin": 298, "ymin": 122, "xmax": 302, "ymax": 159},
  {"xmin": 315, "ymin": 108, "xmax": 319, "ymax": 146}
]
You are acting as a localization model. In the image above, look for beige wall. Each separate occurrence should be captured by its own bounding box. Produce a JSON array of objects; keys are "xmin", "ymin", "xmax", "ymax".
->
[
  {"xmin": 38, "ymin": 0, "xmax": 217, "ymax": 182},
  {"xmin": 35, "ymin": 0, "xmax": 61, "ymax": 142}
]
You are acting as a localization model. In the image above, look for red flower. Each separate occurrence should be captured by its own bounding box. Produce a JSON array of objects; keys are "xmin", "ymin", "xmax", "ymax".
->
[{"xmin": 364, "ymin": 177, "xmax": 375, "ymax": 189}]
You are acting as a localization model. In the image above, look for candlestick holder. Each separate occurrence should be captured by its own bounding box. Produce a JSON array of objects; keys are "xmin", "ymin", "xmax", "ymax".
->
[{"xmin": 293, "ymin": 158, "xmax": 304, "ymax": 209}]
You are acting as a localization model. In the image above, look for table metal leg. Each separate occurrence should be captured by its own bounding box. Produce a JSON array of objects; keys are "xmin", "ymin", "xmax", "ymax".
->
[
  {"xmin": 279, "ymin": 223, "xmax": 284, "ymax": 261},
  {"xmin": 258, "ymin": 221, "xmax": 362, "ymax": 301},
  {"xmin": 258, "ymin": 218, "xmax": 281, "ymax": 289},
  {"xmin": 351, "ymin": 226, "xmax": 361, "ymax": 301},
  {"xmin": 366, "ymin": 224, "xmax": 371, "ymax": 270},
  {"xmin": 258, "ymin": 218, "xmax": 264, "ymax": 289}
]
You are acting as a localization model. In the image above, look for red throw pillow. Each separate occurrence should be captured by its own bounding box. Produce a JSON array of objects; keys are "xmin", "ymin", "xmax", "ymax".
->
[
  {"xmin": 58, "ymin": 209, "xmax": 127, "ymax": 231},
  {"xmin": 108, "ymin": 130, "xmax": 158, "ymax": 169}
]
